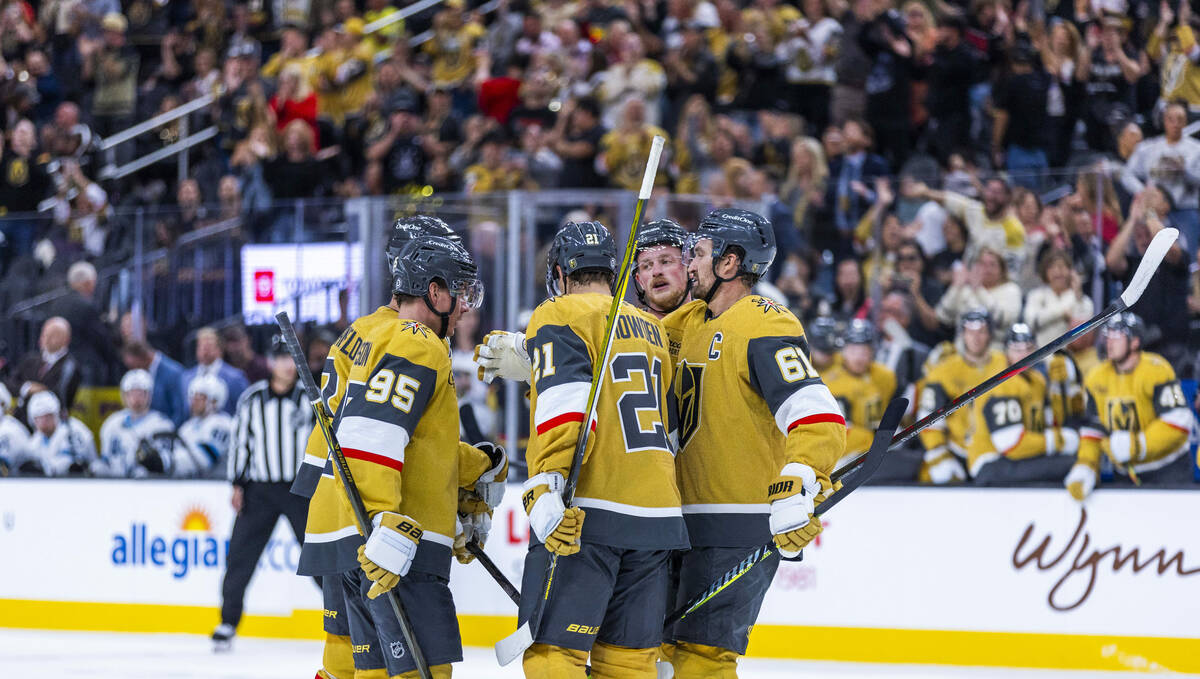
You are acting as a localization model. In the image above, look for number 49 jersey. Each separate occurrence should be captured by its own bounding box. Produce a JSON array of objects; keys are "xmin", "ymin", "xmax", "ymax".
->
[
  {"xmin": 662, "ymin": 296, "xmax": 846, "ymax": 549},
  {"xmin": 525, "ymin": 292, "xmax": 688, "ymax": 551}
]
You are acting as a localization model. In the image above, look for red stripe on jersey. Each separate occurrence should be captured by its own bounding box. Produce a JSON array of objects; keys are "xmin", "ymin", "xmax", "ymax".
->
[
  {"xmin": 788, "ymin": 413, "xmax": 847, "ymax": 431},
  {"xmin": 535, "ymin": 412, "xmax": 596, "ymax": 435},
  {"xmin": 1000, "ymin": 432, "xmax": 1024, "ymax": 456},
  {"xmin": 1080, "ymin": 432, "xmax": 1104, "ymax": 441},
  {"xmin": 1164, "ymin": 421, "xmax": 1190, "ymax": 433},
  {"xmin": 342, "ymin": 448, "xmax": 404, "ymax": 472}
]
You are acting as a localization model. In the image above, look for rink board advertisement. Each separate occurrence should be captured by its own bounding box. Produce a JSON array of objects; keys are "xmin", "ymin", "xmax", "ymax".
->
[{"xmin": 1, "ymin": 480, "xmax": 1198, "ymax": 672}]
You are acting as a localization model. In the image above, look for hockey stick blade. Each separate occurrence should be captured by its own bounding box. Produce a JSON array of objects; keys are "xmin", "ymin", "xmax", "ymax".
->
[
  {"xmin": 496, "ymin": 622, "xmax": 534, "ymax": 665},
  {"xmin": 664, "ymin": 398, "xmax": 907, "ymax": 627},
  {"xmin": 1120, "ymin": 227, "xmax": 1177, "ymax": 308}
]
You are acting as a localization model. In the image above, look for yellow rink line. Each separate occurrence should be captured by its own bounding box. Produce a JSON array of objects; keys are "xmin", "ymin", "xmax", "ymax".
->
[{"xmin": 0, "ymin": 599, "xmax": 1195, "ymax": 673}]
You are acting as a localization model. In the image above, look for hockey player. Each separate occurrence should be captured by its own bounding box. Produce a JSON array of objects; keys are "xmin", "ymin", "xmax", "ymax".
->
[
  {"xmin": 177, "ymin": 374, "xmax": 234, "ymax": 478},
  {"xmin": 0, "ymin": 384, "xmax": 30, "ymax": 476},
  {"xmin": 517, "ymin": 220, "xmax": 687, "ymax": 678},
  {"xmin": 967, "ymin": 323, "xmax": 1079, "ymax": 484},
  {"xmin": 917, "ymin": 308, "xmax": 1006, "ymax": 483},
  {"xmin": 1066, "ymin": 313, "xmax": 1194, "ymax": 500},
  {"xmin": 661, "ymin": 208, "xmax": 845, "ymax": 678},
  {"xmin": 1043, "ymin": 351, "xmax": 1085, "ymax": 435},
  {"xmin": 474, "ymin": 218, "xmax": 693, "ymax": 384},
  {"xmin": 20, "ymin": 390, "xmax": 96, "ymax": 475},
  {"xmin": 297, "ymin": 234, "xmax": 501, "ymax": 679},
  {"xmin": 632, "ymin": 218, "xmax": 691, "ymax": 318},
  {"xmin": 805, "ymin": 315, "xmax": 842, "ymax": 373},
  {"xmin": 97, "ymin": 370, "xmax": 176, "ymax": 477},
  {"xmin": 824, "ymin": 319, "xmax": 897, "ymax": 467}
]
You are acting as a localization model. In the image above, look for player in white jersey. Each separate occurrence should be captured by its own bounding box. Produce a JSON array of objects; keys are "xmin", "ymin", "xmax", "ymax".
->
[
  {"xmin": 0, "ymin": 384, "xmax": 30, "ymax": 475},
  {"xmin": 97, "ymin": 370, "xmax": 176, "ymax": 477},
  {"xmin": 178, "ymin": 374, "xmax": 234, "ymax": 477},
  {"xmin": 20, "ymin": 391, "xmax": 96, "ymax": 475}
]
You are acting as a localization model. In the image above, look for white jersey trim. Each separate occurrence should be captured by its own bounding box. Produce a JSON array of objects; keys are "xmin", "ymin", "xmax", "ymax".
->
[
  {"xmin": 336, "ymin": 415, "xmax": 410, "ymax": 464},
  {"xmin": 772, "ymin": 383, "xmax": 844, "ymax": 436},
  {"xmin": 681, "ymin": 503, "xmax": 770, "ymax": 514},
  {"xmin": 303, "ymin": 453, "xmax": 327, "ymax": 468},
  {"xmin": 534, "ymin": 381, "xmax": 591, "ymax": 430},
  {"xmin": 421, "ymin": 530, "xmax": 454, "ymax": 547},
  {"xmin": 574, "ymin": 496, "xmax": 683, "ymax": 518},
  {"xmin": 305, "ymin": 525, "xmax": 360, "ymax": 543}
]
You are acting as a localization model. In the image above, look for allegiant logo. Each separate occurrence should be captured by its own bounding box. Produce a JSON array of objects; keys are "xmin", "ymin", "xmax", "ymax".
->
[{"xmin": 110, "ymin": 505, "xmax": 301, "ymax": 579}]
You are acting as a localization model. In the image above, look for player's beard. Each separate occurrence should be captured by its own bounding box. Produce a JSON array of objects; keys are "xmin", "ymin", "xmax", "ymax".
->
[
  {"xmin": 689, "ymin": 275, "xmax": 712, "ymax": 303},
  {"xmin": 646, "ymin": 280, "xmax": 686, "ymax": 312}
]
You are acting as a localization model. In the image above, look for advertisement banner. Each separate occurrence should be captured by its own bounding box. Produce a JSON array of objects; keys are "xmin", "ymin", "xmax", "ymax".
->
[{"xmin": 240, "ymin": 242, "xmax": 363, "ymax": 325}]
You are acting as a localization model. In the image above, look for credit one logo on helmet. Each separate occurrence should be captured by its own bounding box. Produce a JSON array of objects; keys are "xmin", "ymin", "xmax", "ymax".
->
[{"xmin": 110, "ymin": 504, "xmax": 300, "ymax": 578}]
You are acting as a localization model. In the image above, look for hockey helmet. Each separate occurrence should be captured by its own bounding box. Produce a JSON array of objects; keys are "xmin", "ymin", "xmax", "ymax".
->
[
  {"xmin": 391, "ymin": 235, "xmax": 483, "ymax": 307},
  {"xmin": 959, "ymin": 307, "xmax": 992, "ymax": 333},
  {"xmin": 807, "ymin": 316, "xmax": 841, "ymax": 354},
  {"xmin": 386, "ymin": 215, "xmax": 461, "ymax": 279},
  {"xmin": 188, "ymin": 374, "xmax": 228, "ymax": 411},
  {"xmin": 27, "ymin": 391, "xmax": 61, "ymax": 423},
  {"xmin": 844, "ymin": 318, "xmax": 877, "ymax": 346},
  {"xmin": 1104, "ymin": 312, "xmax": 1144, "ymax": 341},
  {"xmin": 693, "ymin": 208, "xmax": 776, "ymax": 278},
  {"xmin": 545, "ymin": 221, "xmax": 617, "ymax": 298},
  {"xmin": 120, "ymin": 369, "xmax": 154, "ymax": 394},
  {"xmin": 1005, "ymin": 322, "xmax": 1036, "ymax": 348}
]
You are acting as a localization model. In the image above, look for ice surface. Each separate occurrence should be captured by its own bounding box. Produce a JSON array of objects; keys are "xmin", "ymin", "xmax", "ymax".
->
[{"xmin": 0, "ymin": 629, "xmax": 1183, "ymax": 678}]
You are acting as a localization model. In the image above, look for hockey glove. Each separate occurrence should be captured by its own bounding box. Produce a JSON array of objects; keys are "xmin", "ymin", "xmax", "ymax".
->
[
  {"xmin": 357, "ymin": 512, "xmax": 422, "ymax": 599},
  {"xmin": 1107, "ymin": 431, "xmax": 1143, "ymax": 465},
  {"xmin": 1046, "ymin": 428, "xmax": 1080, "ymax": 456},
  {"xmin": 473, "ymin": 441, "xmax": 509, "ymax": 509},
  {"xmin": 1065, "ymin": 464, "xmax": 1096, "ymax": 502},
  {"xmin": 136, "ymin": 439, "xmax": 167, "ymax": 475},
  {"xmin": 453, "ymin": 512, "xmax": 493, "ymax": 564},
  {"xmin": 474, "ymin": 331, "xmax": 531, "ymax": 384},
  {"xmin": 523, "ymin": 472, "xmax": 585, "ymax": 556},
  {"xmin": 924, "ymin": 447, "xmax": 967, "ymax": 484},
  {"xmin": 768, "ymin": 463, "xmax": 824, "ymax": 557}
]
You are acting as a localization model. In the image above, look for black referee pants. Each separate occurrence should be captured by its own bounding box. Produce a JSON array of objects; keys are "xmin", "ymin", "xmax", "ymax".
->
[{"xmin": 219, "ymin": 481, "xmax": 313, "ymax": 628}]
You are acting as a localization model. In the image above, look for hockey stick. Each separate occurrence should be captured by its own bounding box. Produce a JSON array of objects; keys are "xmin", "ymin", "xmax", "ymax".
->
[
  {"xmin": 496, "ymin": 135, "xmax": 667, "ymax": 666},
  {"xmin": 664, "ymin": 397, "xmax": 908, "ymax": 627},
  {"xmin": 666, "ymin": 227, "xmax": 1180, "ymax": 625},
  {"xmin": 275, "ymin": 312, "xmax": 433, "ymax": 679},
  {"xmin": 465, "ymin": 541, "xmax": 521, "ymax": 605}
]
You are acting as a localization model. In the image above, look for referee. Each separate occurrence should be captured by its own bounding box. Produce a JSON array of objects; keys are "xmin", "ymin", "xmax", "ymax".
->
[{"xmin": 212, "ymin": 338, "xmax": 312, "ymax": 650}]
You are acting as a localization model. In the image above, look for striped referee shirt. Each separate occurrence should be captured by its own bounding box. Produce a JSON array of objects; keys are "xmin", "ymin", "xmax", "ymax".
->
[{"xmin": 229, "ymin": 380, "xmax": 311, "ymax": 484}]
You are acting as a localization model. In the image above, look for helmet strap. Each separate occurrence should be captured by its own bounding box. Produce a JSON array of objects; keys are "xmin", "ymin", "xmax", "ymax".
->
[
  {"xmin": 703, "ymin": 257, "xmax": 738, "ymax": 306},
  {"xmin": 423, "ymin": 292, "xmax": 457, "ymax": 339}
]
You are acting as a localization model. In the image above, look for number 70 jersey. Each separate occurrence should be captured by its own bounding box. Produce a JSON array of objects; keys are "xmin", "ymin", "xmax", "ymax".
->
[{"xmin": 524, "ymin": 292, "xmax": 689, "ymax": 551}]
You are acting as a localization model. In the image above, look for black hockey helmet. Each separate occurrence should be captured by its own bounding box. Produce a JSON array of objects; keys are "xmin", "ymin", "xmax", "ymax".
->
[
  {"xmin": 1005, "ymin": 322, "xmax": 1036, "ymax": 348},
  {"xmin": 386, "ymin": 215, "xmax": 461, "ymax": 277},
  {"xmin": 807, "ymin": 316, "xmax": 841, "ymax": 354},
  {"xmin": 1104, "ymin": 312, "xmax": 1144, "ymax": 341},
  {"xmin": 694, "ymin": 208, "xmax": 776, "ymax": 277},
  {"xmin": 959, "ymin": 307, "xmax": 993, "ymax": 334},
  {"xmin": 844, "ymin": 318, "xmax": 877, "ymax": 346},
  {"xmin": 392, "ymin": 235, "xmax": 483, "ymax": 336},
  {"xmin": 633, "ymin": 218, "xmax": 690, "ymax": 311},
  {"xmin": 545, "ymin": 220, "xmax": 617, "ymax": 298}
]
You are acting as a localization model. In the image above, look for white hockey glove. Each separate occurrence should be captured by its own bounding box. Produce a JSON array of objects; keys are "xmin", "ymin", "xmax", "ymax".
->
[
  {"xmin": 453, "ymin": 512, "xmax": 493, "ymax": 564},
  {"xmin": 523, "ymin": 471, "xmax": 585, "ymax": 556},
  {"xmin": 1107, "ymin": 431, "xmax": 1144, "ymax": 465},
  {"xmin": 474, "ymin": 331, "xmax": 530, "ymax": 384},
  {"xmin": 1046, "ymin": 428, "xmax": 1080, "ymax": 456},
  {"xmin": 924, "ymin": 447, "xmax": 967, "ymax": 484},
  {"xmin": 357, "ymin": 512, "xmax": 422, "ymax": 599},
  {"xmin": 768, "ymin": 462, "xmax": 824, "ymax": 558},
  {"xmin": 474, "ymin": 441, "xmax": 508, "ymax": 509},
  {"xmin": 1065, "ymin": 463, "xmax": 1096, "ymax": 502}
]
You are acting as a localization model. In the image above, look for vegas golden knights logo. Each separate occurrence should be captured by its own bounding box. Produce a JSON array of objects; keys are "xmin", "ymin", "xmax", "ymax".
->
[
  {"xmin": 678, "ymin": 362, "xmax": 704, "ymax": 448},
  {"xmin": 1107, "ymin": 399, "xmax": 1140, "ymax": 433}
]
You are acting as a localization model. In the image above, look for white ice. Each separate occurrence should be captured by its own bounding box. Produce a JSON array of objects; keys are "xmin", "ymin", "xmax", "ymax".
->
[{"xmin": 0, "ymin": 629, "xmax": 1184, "ymax": 678}]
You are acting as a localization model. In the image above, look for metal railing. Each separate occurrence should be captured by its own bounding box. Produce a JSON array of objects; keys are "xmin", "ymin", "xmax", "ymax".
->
[{"xmin": 96, "ymin": 94, "xmax": 217, "ymax": 183}]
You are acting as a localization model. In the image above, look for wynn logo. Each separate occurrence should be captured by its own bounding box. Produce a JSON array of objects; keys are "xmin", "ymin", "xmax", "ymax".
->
[{"xmin": 1012, "ymin": 508, "xmax": 1200, "ymax": 612}]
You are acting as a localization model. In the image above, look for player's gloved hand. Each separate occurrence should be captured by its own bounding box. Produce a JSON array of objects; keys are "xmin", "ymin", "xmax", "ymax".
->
[
  {"xmin": 523, "ymin": 471, "xmax": 585, "ymax": 556},
  {"xmin": 473, "ymin": 441, "xmax": 508, "ymax": 509},
  {"xmin": 1046, "ymin": 428, "xmax": 1080, "ymax": 456},
  {"xmin": 357, "ymin": 512, "xmax": 422, "ymax": 599},
  {"xmin": 474, "ymin": 331, "xmax": 530, "ymax": 384},
  {"xmin": 1064, "ymin": 464, "xmax": 1096, "ymax": 502},
  {"xmin": 768, "ymin": 462, "xmax": 825, "ymax": 557},
  {"xmin": 453, "ymin": 512, "xmax": 493, "ymax": 564},
  {"xmin": 924, "ymin": 448, "xmax": 967, "ymax": 484},
  {"xmin": 1107, "ymin": 431, "xmax": 1142, "ymax": 465},
  {"xmin": 136, "ymin": 440, "xmax": 166, "ymax": 475}
]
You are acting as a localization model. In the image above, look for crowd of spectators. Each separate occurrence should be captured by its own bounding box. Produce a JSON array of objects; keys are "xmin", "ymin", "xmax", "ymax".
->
[{"xmin": 0, "ymin": 0, "xmax": 1198, "ymax": 483}]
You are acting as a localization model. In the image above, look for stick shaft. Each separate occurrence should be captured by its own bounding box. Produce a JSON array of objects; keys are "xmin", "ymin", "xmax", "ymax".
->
[
  {"xmin": 275, "ymin": 312, "xmax": 432, "ymax": 679},
  {"xmin": 466, "ymin": 541, "xmax": 521, "ymax": 605}
]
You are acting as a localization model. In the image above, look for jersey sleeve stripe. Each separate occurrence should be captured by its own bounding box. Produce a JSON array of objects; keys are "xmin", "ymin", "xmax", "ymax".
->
[
  {"xmin": 336, "ymin": 415, "xmax": 410, "ymax": 465},
  {"xmin": 533, "ymin": 381, "xmax": 591, "ymax": 430},
  {"xmin": 991, "ymin": 424, "xmax": 1024, "ymax": 455},
  {"xmin": 787, "ymin": 412, "xmax": 847, "ymax": 431},
  {"xmin": 535, "ymin": 412, "xmax": 598, "ymax": 435},
  {"xmin": 342, "ymin": 447, "xmax": 404, "ymax": 472},
  {"xmin": 773, "ymin": 384, "xmax": 846, "ymax": 436},
  {"xmin": 1080, "ymin": 426, "xmax": 1105, "ymax": 440},
  {"xmin": 1161, "ymin": 407, "xmax": 1194, "ymax": 433}
]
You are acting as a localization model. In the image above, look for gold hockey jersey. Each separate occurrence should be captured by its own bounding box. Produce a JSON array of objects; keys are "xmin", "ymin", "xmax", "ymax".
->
[
  {"xmin": 965, "ymin": 370, "xmax": 1064, "ymax": 475},
  {"xmin": 662, "ymin": 296, "xmax": 846, "ymax": 548},
  {"xmin": 297, "ymin": 318, "xmax": 491, "ymax": 579},
  {"xmin": 824, "ymin": 362, "xmax": 896, "ymax": 460},
  {"xmin": 917, "ymin": 350, "xmax": 1007, "ymax": 461},
  {"xmin": 1078, "ymin": 352, "xmax": 1193, "ymax": 474},
  {"xmin": 1041, "ymin": 352, "xmax": 1085, "ymax": 430},
  {"xmin": 525, "ymin": 293, "xmax": 688, "ymax": 550}
]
